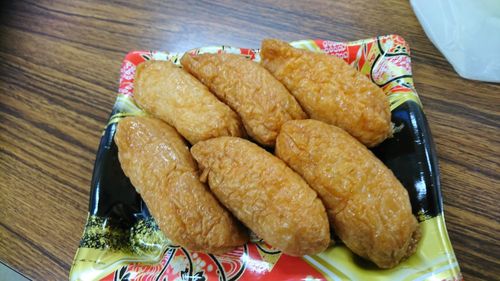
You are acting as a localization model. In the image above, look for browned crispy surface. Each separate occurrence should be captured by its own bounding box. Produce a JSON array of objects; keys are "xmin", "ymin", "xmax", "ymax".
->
[
  {"xmin": 133, "ymin": 60, "xmax": 245, "ymax": 145},
  {"xmin": 114, "ymin": 117, "xmax": 248, "ymax": 253},
  {"xmin": 191, "ymin": 137, "xmax": 330, "ymax": 256},
  {"xmin": 275, "ymin": 120, "xmax": 420, "ymax": 268},
  {"xmin": 181, "ymin": 53, "xmax": 307, "ymax": 146},
  {"xmin": 261, "ymin": 39, "xmax": 391, "ymax": 147}
]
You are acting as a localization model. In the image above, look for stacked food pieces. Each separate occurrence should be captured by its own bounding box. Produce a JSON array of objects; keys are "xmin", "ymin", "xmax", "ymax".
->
[{"xmin": 114, "ymin": 39, "xmax": 420, "ymax": 269}]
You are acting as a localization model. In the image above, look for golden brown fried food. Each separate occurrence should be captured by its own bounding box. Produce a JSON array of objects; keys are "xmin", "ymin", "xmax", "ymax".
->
[
  {"xmin": 114, "ymin": 117, "xmax": 248, "ymax": 254},
  {"xmin": 133, "ymin": 60, "xmax": 244, "ymax": 145},
  {"xmin": 261, "ymin": 39, "xmax": 392, "ymax": 147},
  {"xmin": 275, "ymin": 119, "xmax": 420, "ymax": 268},
  {"xmin": 191, "ymin": 137, "xmax": 330, "ymax": 256},
  {"xmin": 181, "ymin": 53, "xmax": 307, "ymax": 147}
]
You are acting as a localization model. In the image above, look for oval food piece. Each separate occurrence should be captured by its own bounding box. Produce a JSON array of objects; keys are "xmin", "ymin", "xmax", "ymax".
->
[
  {"xmin": 181, "ymin": 53, "xmax": 307, "ymax": 147},
  {"xmin": 191, "ymin": 137, "xmax": 330, "ymax": 256},
  {"xmin": 114, "ymin": 116, "xmax": 248, "ymax": 254},
  {"xmin": 275, "ymin": 119, "xmax": 419, "ymax": 268},
  {"xmin": 261, "ymin": 39, "xmax": 392, "ymax": 147},
  {"xmin": 133, "ymin": 60, "xmax": 245, "ymax": 145}
]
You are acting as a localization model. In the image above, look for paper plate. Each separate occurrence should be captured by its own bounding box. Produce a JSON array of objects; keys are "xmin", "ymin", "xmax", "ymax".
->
[{"xmin": 70, "ymin": 35, "xmax": 462, "ymax": 281}]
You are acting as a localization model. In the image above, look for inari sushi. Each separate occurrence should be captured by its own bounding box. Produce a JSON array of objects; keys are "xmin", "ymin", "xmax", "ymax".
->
[
  {"xmin": 114, "ymin": 116, "xmax": 248, "ymax": 254},
  {"xmin": 275, "ymin": 119, "xmax": 420, "ymax": 268},
  {"xmin": 181, "ymin": 53, "xmax": 307, "ymax": 146},
  {"xmin": 261, "ymin": 39, "xmax": 391, "ymax": 147},
  {"xmin": 191, "ymin": 137, "xmax": 330, "ymax": 256},
  {"xmin": 133, "ymin": 60, "xmax": 245, "ymax": 145}
]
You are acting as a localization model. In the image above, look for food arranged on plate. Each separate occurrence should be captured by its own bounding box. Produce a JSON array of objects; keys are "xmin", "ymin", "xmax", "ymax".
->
[
  {"xmin": 115, "ymin": 39, "xmax": 419, "ymax": 268},
  {"xmin": 134, "ymin": 60, "xmax": 245, "ymax": 145},
  {"xmin": 114, "ymin": 116, "xmax": 248, "ymax": 254},
  {"xmin": 275, "ymin": 119, "xmax": 420, "ymax": 268},
  {"xmin": 261, "ymin": 39, "xmax": 392, "ymax": 147},
  {"xmin": 181, "ymin": 53, "xmax": 307, "ymax": 146}
]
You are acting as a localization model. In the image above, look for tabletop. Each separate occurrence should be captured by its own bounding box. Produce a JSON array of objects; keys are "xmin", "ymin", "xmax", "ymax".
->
[{"xmin": 0, "ymin": 0, "xmax": 499, "ymax": 280}]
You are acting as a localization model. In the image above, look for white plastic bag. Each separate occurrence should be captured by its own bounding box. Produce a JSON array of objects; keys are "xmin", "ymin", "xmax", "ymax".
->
[{"xmin": 411, "ymin": 0, "xmax": 500, "ymax": 83}]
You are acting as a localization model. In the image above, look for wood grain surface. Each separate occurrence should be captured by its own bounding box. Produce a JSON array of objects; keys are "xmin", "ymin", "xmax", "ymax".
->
[{"xmin": 0, "ymin": 0, "xmax": 498, "ymax": 280}]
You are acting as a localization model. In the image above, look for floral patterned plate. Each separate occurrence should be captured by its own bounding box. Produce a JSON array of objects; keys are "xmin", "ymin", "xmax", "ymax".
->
[{"xmin": 70, "ymin": 35, "xmax": 462, "ymax": 281}]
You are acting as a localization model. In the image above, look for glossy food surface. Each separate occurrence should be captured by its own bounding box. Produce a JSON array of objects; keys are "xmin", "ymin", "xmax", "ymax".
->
[
  {"xmin": 114, "ymin": 117, "xmax": 248, "ymax": 253},
  {"xmin": 191, "ymin": 137, "xmax": 330, "ymax": 256},
  {"xmin": 181, "ymin": 53, "xmax": 306, "ymax": 146},
  {"xmin": 134, "ymin": 60, "xmax": 245, "ymax": 144},
  {"xmin": 275, "ymin": 119, "xmax": 419, "ymax": 268},
  {"xmin": 261, "ymin": 39, "xmax": 391, "ymax": 147}
]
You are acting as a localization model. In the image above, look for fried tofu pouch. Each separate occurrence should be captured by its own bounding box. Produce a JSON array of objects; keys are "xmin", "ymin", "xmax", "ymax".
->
[
  {"xmin": 261, "ymin": 39, "xmax": 392, "ymax": 147},
  {"xmin": 114, "ymin": 117, "xmax": 248, "ymax": 254},
  {"xmin": 275, "ymin": 120, "xmax": 420, "ymax": 268},
  {"xmin": 191, "ymin": 137, "xmax": 330, "ymax": 256},
  {"xmin": 181, "ymin": 53, "xmax": 307, "ymax": 146},
  {"xmin": 133, "ymin": 60, "xmax": 245, "ymax": 145}
]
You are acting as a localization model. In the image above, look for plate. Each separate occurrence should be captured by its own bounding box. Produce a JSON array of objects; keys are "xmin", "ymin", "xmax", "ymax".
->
[{"xmin": 70, "ymin": 35, "xmax": 462, "ymax": 281}]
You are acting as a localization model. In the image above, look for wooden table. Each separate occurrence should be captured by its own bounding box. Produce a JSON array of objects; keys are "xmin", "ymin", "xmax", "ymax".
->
[{"xmin": 0, "ymin": 0, "xmax": 498, "ymax": 280}]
